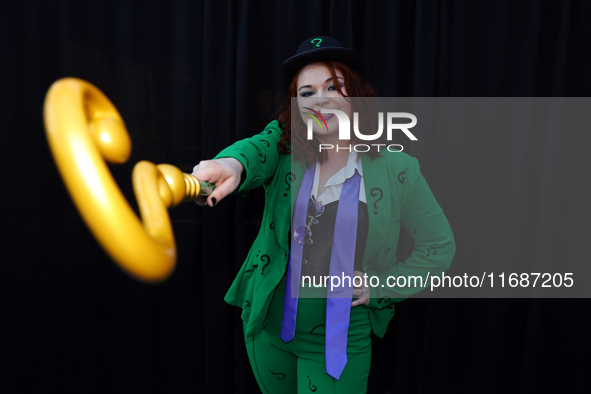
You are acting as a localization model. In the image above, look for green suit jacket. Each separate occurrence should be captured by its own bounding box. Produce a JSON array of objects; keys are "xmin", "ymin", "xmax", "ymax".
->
[{"xmin": 216, "ymin": 120, "xmax": 455, "ymax": 338}]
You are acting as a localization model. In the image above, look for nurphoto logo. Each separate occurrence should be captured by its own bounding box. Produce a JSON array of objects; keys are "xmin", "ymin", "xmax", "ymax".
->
[{"xmin": 305, "ymin": 108, "xmax": 418, "ymax": 153}]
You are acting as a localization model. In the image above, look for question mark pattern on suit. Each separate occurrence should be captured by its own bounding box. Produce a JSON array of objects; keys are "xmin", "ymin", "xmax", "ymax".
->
[
  {"xmin": 398, "ymin": 168, "xmax": 409, "ymax": 184},
  {"xmin": 269, "ymin": 370, "xmax": 286, "ymax": 380},
  {"xmin": 424, "ymin": 247, "xmax": 438, "ymax": 258},
  {"xmin": 401, "ymin": 220, "xmax": 417, "ymax": 235},
  {"xmin": 284, "ymin": 172, "xmax": 296, "ymax": 197},
  {"xmin": 370, "ymin": 187, "xmax": 383, "ymax": 214},
  {"xmin": 307, "ymin": 376, "xmax": 318, "ymax": 392},
  {"xmin": 260, "ymin": 254, "xmax": 271, "ymax": 274}
]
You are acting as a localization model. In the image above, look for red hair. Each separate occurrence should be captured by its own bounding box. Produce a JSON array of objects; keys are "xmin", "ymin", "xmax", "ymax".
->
[{"xmin": 276, "ymin": 61, "xmax": 378, "ymax": 165}]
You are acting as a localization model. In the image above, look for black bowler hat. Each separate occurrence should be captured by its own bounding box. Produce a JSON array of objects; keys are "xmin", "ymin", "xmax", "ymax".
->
[{"xmin": 280, "ymin": 36, "xmax": 364, "ymax": 87}]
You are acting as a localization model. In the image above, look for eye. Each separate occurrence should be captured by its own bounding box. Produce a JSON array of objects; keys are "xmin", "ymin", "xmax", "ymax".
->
[
  {"xmin": 328, "ymin": 82, "xmax": 344, "ymax": 92},
  {"xmin": 299, "ymin": 91, "xmax": 314, "ymax": 98}
]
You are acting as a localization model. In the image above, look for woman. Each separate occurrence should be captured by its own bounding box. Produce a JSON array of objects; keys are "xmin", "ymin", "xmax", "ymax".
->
[{"xmin": 192, "ymin": 36, "xmax": 455, "ymax": 393}]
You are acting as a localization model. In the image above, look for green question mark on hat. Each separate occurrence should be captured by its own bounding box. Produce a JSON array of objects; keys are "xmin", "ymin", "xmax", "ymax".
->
[{"xmin": 311, "ymin": 38, "xmax": 322, "ymax": 47}]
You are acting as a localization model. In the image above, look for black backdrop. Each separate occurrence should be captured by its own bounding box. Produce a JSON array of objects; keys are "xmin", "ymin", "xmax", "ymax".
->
[{"xmin": 2, "ymin": 1, "xmax": 591, "ymax": 393}]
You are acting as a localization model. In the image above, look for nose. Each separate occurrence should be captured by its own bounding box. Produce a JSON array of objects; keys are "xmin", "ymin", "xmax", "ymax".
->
[{"xmin": 313, "ymin": 95, "xmax": 330, "ymax": 107}]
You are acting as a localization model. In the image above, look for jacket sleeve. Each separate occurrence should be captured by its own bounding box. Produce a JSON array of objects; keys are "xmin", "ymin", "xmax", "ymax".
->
[
  {"xmin": 367, "ymin": 156, "xmax": 455, "ymax": 308},
  {"xmin": 213, "ymin": 120, "xmax": 283, "ymax": 193}
]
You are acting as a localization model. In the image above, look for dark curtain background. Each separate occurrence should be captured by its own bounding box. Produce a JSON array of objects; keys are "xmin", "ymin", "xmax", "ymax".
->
[{"xmin": 2, "ymin": 1, "xmax": 590, "ymax": 393}]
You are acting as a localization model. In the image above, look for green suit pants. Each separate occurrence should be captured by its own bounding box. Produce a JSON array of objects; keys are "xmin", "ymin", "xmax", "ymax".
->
[{"xmin": 244, "ymin": 278, "xmax": 373, "ymax": 393}]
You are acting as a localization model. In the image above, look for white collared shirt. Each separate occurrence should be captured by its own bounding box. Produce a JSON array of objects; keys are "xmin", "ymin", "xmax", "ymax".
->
[{"xmin": 311, "ymin": 151, "xmax": 366, "ymax": 205}]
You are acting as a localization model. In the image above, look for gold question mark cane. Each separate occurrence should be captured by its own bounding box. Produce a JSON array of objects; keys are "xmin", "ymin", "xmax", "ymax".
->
[{"xmin": 43, "ymin": 78, "xmax": 214, "ymax": 283}]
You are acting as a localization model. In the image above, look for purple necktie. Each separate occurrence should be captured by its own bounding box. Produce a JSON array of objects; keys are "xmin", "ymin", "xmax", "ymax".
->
[
  {"xmin": 326, "ymin": 170, "xmax": 360, "ymax": 380},
  {"xmin": 281, "ymin": 162, "xmax": 360, "ymax": 381}
]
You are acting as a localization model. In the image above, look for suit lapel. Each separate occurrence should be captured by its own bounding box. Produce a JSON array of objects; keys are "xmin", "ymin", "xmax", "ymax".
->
[{"xmin": 289, "ymin": 159, "xmax": 306, "ymax": 218}]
